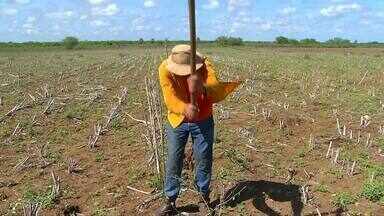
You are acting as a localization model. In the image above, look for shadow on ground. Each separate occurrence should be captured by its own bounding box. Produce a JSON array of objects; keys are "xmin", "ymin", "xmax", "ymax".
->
[
  {"xmin": 177, "ymin": 204, "xmax": 199, "ymax": 214},
  {"xmin": 218, "ymin": 180, "xmax": 303, "ymax": 216},
  {"xmin": 176, "ymin": 180, "xmax": 344, "ymax": 216}
]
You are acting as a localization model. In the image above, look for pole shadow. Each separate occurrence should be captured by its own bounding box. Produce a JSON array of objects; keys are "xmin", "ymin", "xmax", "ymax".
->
[
  {"xmin": 176, "ymin": 204, "xmax": 199, "ymax": 214},
  {"xmin": 217, "ymin": 180, "xmax": 304, "ymax": 216}
]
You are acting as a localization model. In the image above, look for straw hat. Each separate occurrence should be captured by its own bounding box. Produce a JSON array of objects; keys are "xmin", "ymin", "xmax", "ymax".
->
[{"xmin": 166, "ymin": 44, "xmax": 204, "ymax": 76}]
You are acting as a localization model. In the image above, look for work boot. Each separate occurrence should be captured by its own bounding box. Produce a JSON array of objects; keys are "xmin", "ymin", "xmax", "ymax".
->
[
  {"xmin": 198, "ymin": 194, "xmax": 212, "ymax": 216},
  {"xmin": 154, "ymin": 198, "xmax": 176, "ymax": 216}
]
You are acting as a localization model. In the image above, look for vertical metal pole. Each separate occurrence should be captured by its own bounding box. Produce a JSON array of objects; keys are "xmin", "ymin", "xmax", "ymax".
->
[{"xmin": 188, "ymin": 0, "xmax": 197, "ymax": 105}]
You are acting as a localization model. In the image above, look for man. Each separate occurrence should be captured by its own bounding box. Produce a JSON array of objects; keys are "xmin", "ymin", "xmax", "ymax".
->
[{"xmin": 156, "ymin": 44, "xmax": 240, "ymax": 215}]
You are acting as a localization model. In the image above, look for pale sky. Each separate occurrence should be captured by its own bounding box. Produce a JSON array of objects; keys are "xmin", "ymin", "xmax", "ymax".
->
[{"xmin": 0, "ymin": 0, "xmax": 383, "ymax": 42}]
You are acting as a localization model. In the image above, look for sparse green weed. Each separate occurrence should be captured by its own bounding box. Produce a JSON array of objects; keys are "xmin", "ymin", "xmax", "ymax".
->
[
  {"xmin": 63, "ymin": 103, "xmax": 88, "ymax": 120},
  {"xmin": 332, "ymin": 191, "xmax": 356, "ymax": 209},
  {"xmin": 361, "ymin": 180, "xmax": 384, "ymax": 202},
  {"xmin": 95, "ymin": 152, "xmax": 104, "ymax": 162},
  {"xmin": 23, "ymin": 187, "xmax": 56, "ymax": 208},
  {"xmin": 110, "ymin": 118, "xmax": 122, "ymax": 129},
  {"xmin": 147, "ymin": 175, "xmax": 163, "ymax": 191},
  {"xmin": 315, "ymin": 184, "xmax": 329, "ymax": 193}
]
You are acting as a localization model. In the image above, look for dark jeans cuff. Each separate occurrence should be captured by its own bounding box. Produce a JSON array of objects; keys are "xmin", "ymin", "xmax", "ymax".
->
[{"xmin": 166, "ymin": 196, "xmax": 177, "ymax": 203}]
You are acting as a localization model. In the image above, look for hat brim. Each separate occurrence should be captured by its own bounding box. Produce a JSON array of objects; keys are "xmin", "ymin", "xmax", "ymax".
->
[{"xmin": 166, "ymin": 52, "xmax": 204, "ymax": 76}]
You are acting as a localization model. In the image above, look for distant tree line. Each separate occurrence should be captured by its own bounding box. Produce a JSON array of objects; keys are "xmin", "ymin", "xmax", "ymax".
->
[
  {"xmin": 0, "ymin": 35, "xmax": 383, "ymax": 50},
  {"xmin": 273, "ymin": 36, "xmax": 381, "ymax": 47},
  {"xmin": 0, "ymin": 38, "xmax": 177, "ymax": 49},
  {"xmin": 215, "ymin": 36, "xmax": 244, "ymax": 46},
  {"xmin": 275, "ymin": 36, "xmax": 320, "ymax": 45}
]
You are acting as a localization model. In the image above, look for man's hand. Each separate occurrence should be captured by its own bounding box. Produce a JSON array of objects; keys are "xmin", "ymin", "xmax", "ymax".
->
[
  {"xmin": 184, "ymin": 103, "xmax": 199, "ymax": 120},
  {"xmin": 187, "ymin": 74, "xmax": 205, "ymax": 95}
]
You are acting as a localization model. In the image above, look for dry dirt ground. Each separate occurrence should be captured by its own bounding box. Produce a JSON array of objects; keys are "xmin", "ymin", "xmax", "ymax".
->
[{"xmin": 0, "ymin": 46, "xmax": 383, "ymax": 215}]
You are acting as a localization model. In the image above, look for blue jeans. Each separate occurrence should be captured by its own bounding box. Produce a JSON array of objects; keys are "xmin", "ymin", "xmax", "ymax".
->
[{"xmin": 164, "ymin": 116, "xmax": 214, "ymax": 201}]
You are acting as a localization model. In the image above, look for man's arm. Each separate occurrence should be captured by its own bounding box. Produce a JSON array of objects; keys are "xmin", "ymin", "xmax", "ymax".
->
[
  {"xmin": 203, "ymin": 59, "xmax": 241, "ymax": 103},
  {"xmin": 159, "ymin": 62, "xmax": 187, "ymax": 114},
  {"xmin": 204, "ymin": 59, "xmax": 219, "ymax": 86}
]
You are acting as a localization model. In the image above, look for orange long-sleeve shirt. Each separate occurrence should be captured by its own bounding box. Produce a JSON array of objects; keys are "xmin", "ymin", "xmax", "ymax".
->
[{"xmin": 159, "ymin": 58, "xmax": 240, "ymax": 128}]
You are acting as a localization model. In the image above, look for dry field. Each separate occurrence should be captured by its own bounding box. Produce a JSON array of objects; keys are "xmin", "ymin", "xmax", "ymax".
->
[{"xmin": 0, "ymin": 46, "xmax": 383, "ymax": 215}]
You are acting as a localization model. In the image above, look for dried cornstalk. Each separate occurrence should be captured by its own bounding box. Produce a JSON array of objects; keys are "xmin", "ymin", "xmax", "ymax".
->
[
  {"xmin": 12, "ymin": 123, "xmax": 21, "ymax": 136},
  {"xmin": 136, "ymin": 192, "xmax": 163, "ymax": 212},
  {"xmin": 104, "ymin": 106, "xmax": 118, "ymax": 127},
  {"xmin": 42, "ymin": 99, "xmax": 54, "ymax": 114},
  {"xmin": 51, "ymin": 171, "xmax": 60, "ymax": 200},
  {"xmin": 218, "ymin": 183, "xmax": 226, "ymax": 216},
  {"xmin": 126, "ymin": 113, "xmax": 148, "ymax": 125},
  {"xmin": 31, "ymin": 114, "xmax": 37, "ymax": 125},
  {"xmin": 285, "ymin": 168, "xmax": 297, "ymax": 183},
  {"xmin": 1, "ymin": 90, "xmax": 49, "ymax": 123},
  {"xmin": 104, "ymin": 88, "xmax": 127, "ymax": 127},
  {"xmin": 379, "ymin": 126, "xmax": 384, "ymax": 136},
  {"xmin": 13, "ymin": 144, "xmax": 53, "ymax": 172},
  {"xmin": 336, "ymin": 118, "xmax": 342, "ymax": 135},
  {"xmin": 88, "ymin": 124, "xmax": 102, "ymax": 148},
  {"xmin": 357, "ymin": 131, "xmax": 361, "ymax": 144},
  {"xmin": 252, "ymin": 105, "xmax": 257, "ymax": 116},
  {"xmin": 349, "ymin": 161, "xmax": 356, "ymax": 176},
  {"xmin": 358, "ymin": 70, "xmax": 368, "ymax": 85},
  {"xmin": 326, "ymin": 141, "xmax": 332, "ymax": 158},
  {"xmin": 143, "ymin": 76, "xmax": 163, "ymax": 174},
  {"xmin": 261, "ymin": 108, "xmax": 272, "ymax": 120},
  {"xmin": 214, "ymin": 184, "xmax": 247, "ymax": 211},
  {"xmin": 38, "ymin": 144, "xmax": 53, "ymax": 169},
  {"xmin": 14, "ymin": 156, "xmax": 32, "ymax": 172},
  {"xmin": 28, "ymin": 94, "xmax": 36, "ymax": 102},
  {"xmin": 0, "ymin": 101, "xmax": 25, "ymax": 123},
  {"xmin": 216, "ymin": 104, "xmax": 230, "ymax": 120},
  {"xmin": 365, "ymin": 133, "xmax": 371, "ymax": 147},
  {"xmin": 67, "ymin": 158, "xmax": 81, "ymax": 174},
  {"xmin": 88, "ymin": 88, "xmax": 127, "ymax": 148},
  {"xmin": 333, "ymin": 148, "xmax": 340, "ymax": 164},
  {"xmin": 127, "ymin": 185, "xmax": 151, "ymax": 195},
  {"xmin": 301, "ymin": 185, "xmax": 309, "ymax": 205},
  {"xmin": 309, "ymin": 134, "xmax": 315, "ymax": 148},
  {"xmin": 360, "ymin": 115, "xmax": 371, "ymax": 128},
  {"xmin": 42, "ymin": 84, "xmax": 50, "ymax": 99},
  {"xmin": 23, "ymin": 202, "xmax": 40, "ymax": 216},
  {"xmin": 4, "ymin": 122, "xmax": 22, "ymax": 144}
]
